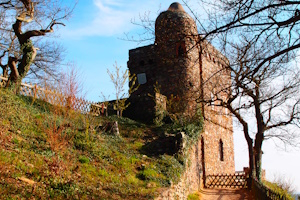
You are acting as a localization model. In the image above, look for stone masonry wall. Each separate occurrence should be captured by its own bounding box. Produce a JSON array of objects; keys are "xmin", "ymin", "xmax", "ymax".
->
[
  {"xmin": 155, "ymin": 139, "xmax": 203, "ymax": 200},
  {"xmin": 154, "ymin": 8, "xmax": 200, "ymax": 116},
  {"xmin": 203, "ymin": 116, "xmax": 235, "ymax": 175},
  {"xmin": 127, "ymin": 44, "xmax": 157, "ymax": 96},
  {"xmin": 125, "ymin": 45, "xmax": 157, "ymax": 122},
  {"xmin": 201, "ymin": 41, "xmax": 235, "ymax": 175}
]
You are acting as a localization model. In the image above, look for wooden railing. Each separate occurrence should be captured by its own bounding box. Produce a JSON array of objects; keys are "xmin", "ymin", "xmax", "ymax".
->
[
  {"xmin": 205, "ymin": 171, "xmax": 248, "ymax": 189},
  {"xmin": 0, "ymin": 76, "xmax": 106, "ymax": 115},
  {"xmin": 252, "ymin": 178, "xmax": 289, "ymax": 200}
]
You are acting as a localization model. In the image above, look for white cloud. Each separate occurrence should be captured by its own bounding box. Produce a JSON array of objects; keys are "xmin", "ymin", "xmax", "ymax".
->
[
  {"xmin": 58, "ymin": 0, "xmax": 206, "ymax": 38},
  {"xmin": 61, "ymin": 0, "xmax": 163, "ymax": 38},
  {"xmin": 93, "ymin": 0, "xmax": 126, "ymax": 14}
]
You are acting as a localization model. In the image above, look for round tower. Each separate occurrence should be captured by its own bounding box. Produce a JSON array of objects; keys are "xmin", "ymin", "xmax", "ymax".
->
[{"xmin": 155, "ymin": 2, "xmax": 200, "ymax": 115}]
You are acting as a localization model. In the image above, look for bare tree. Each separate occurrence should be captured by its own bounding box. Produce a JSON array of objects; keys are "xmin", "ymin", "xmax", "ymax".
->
[
  {"xmin": 107, "ymin": 62, "xmax": 138, "ymax": 117},
  {"xmin": 184, "ymin": 0, "xmax": 300, "ymax": 181},
  {"xmin": 59, "ymin": 63, "xmax": 86, "ymax": 109},
  {"xmin": 0, "ymin": 0, "xmax": 75, "ymax": 92},
  {"xmin": 201, "ymin": 37, "xmax": 300, "ymax": 183}
]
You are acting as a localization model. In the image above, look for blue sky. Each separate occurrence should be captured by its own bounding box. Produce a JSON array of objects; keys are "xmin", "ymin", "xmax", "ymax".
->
[
  {"xmin": 55, "ymin": 0, "xmax": 300, "ymax": 193},
  {"xmin": 56, "ymin": 0, "xmax": 191, "ymax": 102}
]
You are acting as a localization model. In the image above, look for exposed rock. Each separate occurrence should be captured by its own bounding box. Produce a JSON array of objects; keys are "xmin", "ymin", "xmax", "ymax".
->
[
  {"xmin": 175, "ymin": 132, "xmax": 186, "ymax": 154},
  {"xmin": 147, "ymin": 182, "xmax": 157, "ymax": 188},
  {"xmin": 112, "ymin": 121, "xmax": 119, "ymax": 136},
  {"xmin": 101, "ymin": 121, "xmax": 120, "ymax": 136},
  {"xmin": 142, "ymin": 132, "xmax": 186, "ymax": 156}
]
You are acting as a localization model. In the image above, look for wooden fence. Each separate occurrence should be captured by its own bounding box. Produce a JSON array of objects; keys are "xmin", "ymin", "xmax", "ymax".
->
[
  {"xmin": 205, "ymin": 171, "xmax": 248, "ymax": 189},
  {"xmin": 0, "ymin": 76, "xmax": 106, "ymax": 115}
]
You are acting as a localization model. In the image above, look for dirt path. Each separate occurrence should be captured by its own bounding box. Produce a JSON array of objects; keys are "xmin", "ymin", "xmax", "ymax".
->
[{"xmin": 199, "ymin": 188, "xmax": 253, "ymax": 200}]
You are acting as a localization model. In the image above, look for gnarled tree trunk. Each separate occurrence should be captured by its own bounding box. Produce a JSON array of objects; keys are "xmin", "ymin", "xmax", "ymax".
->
[{"xmin": 5, "ymin": 0, "xmax": 64, "ymax": 92}]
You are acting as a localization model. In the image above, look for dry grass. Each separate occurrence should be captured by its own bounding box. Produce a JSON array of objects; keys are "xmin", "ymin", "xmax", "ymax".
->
[{"xmin": 44, "ymin": 122, "xmax": 72, "ymax": 153}]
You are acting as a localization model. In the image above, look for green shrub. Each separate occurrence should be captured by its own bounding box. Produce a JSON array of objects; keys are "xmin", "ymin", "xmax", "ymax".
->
[
  {"xmin": 188, "ymin": 192, "xmax": 201, "ymax": 200},
  {"xmin": 263, "ymin": 180, "xmax": 294, "ymax": 200},
  {"xmin": 158, "ymin": 155, "xmax": 184, "ymax": 185},
  {"xmin": 165, "ymin": 105, "xmax": 203, "ymax": 149},
  {"xmin": 73, "ymin": 131, "xmax": 96, "ymax": 152},
  {"xmin": 137, "ymin": 167, "xmax": 160, "ymax": 181},
  {"xmin": 78, "ymin": 155, "xmax": 90, "ymax": 164}
]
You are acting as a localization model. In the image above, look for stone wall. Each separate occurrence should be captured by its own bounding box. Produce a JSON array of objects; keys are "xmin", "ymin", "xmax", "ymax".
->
[
  {"xmin": 125, "ymin": 45, "xmax": 157, "ymax": 122},
  {"xmin": 127, "ymin": 44, "xmax": 156, "ymax": 96},
  {"xmin": 202, "ymin": 115, "xmax": 235, "ymax": 175},
  {"xmin": 155, "ymin": 139, "xmax": 203, "ymax": 200},
  {"xmin": 201, "ymin": 41, "xmax": 235, "ymax": 175}
]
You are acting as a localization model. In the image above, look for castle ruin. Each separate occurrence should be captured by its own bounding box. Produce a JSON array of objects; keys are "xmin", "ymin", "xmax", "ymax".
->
[{"xmin": 125, "ymin": 2, "xmax": 235, "ymax": 176}]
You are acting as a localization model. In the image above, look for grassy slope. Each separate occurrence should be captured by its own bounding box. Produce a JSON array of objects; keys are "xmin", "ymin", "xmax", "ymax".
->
[
  {"xmin": 263, "ymin": 180, "xmax": 294, "ymax": 200},
  {"xmin": 0, "ymin": 89, "xmax": 185, "ymax": 199}
]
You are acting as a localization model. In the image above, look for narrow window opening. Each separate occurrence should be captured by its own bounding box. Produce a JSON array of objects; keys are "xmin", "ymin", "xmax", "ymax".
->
[
  {"xmin": 176, "ymin": 42, "xmax": 186, "ymax": 58},
  {"xmin": 178, "ymin": 45, "xmax": 184, "ymax": 56},
  {"xmin": 219, "ymin": 139, "xmax": 224, "ymax": 161}
]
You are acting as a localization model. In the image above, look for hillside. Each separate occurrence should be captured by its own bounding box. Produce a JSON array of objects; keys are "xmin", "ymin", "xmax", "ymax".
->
[{"xmin": 0, "ymin": 89, "xmax": 200, "ymax": 199}]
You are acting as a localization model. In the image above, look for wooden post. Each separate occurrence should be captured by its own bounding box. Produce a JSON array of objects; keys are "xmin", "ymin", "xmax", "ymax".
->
[{"xmin": 34, "ymin": 84, "xmax": 37, "ymax": 99}]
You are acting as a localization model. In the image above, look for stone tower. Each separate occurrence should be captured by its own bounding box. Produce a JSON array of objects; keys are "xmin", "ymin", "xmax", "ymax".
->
[
  {"xmin": 126, "ymin": 3, "xmax": 201, "ymax": 120},
  {"xmin": 125, "ymin": 2, "xmax": 235, "ymax": 175},
  {"xmin": 154, "ymin": 2, "xmax": 200, "ymax": 115}
]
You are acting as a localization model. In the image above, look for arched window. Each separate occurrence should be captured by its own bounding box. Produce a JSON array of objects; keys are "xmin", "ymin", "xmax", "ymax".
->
[{"xmin": 219, "ymin": 139, "xmax": 224, "ymax": 161}]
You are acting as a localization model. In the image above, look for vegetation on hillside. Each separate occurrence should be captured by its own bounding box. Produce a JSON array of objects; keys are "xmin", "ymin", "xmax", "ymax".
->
[
  {"xmin": 263, "ymin": 177, "xmax": 295, "ymax": 200},
  {"xmin": 0, "ymin": 88, "xmax": 202, "ymax": 199},
  {"xmin": 187, "ymin": 192, "xmax": 201, "ymax": 200}
]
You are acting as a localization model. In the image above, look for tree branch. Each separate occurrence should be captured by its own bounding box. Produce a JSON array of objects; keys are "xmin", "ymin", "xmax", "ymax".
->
[
  {"xmin": 249, "ymin": 43, "xmax": 300, "ymax": 77},
  {"xmin": 266, "ymin": 99, "xmax": 300, "ymax": 130}
]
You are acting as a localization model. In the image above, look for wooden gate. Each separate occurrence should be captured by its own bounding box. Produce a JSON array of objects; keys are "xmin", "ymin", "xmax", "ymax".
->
[{"xmin": 205, "ymin": 171, "xmax": 248, "ymax": 189}]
